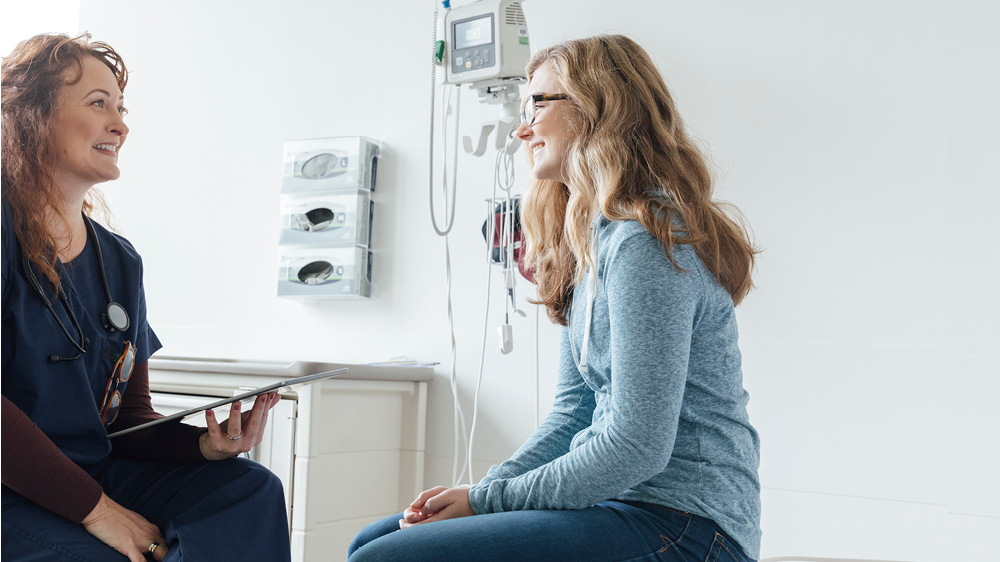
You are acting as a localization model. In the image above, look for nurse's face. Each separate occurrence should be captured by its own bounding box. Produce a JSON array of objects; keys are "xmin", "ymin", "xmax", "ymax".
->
[
  {"xmin": 515, "ymin": 64, "xmax": 580, "ymax": 185},
  {"xmin": 50, "ymin": 55, "xmax": 129, "ymax": 193}
]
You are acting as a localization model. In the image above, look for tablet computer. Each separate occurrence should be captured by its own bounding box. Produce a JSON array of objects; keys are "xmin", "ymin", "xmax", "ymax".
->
[{"xmin": 106, "ymin": 367, "xmax": 349, "ymax": 439}]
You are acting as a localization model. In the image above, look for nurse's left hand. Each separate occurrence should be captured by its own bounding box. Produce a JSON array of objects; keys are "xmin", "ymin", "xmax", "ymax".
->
[
  {"xmin": 199, "ymin": 392, "xmax": 280, "ymax": 461},
  {"xmin": 399, "ymin": 487, "xmax": 474, "ymax": 529}
]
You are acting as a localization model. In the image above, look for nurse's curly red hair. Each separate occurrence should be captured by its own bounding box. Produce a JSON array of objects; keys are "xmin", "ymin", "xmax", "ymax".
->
[{"xmin": 1, "ymin": 33, "xmax": 127, "ymax": 289}]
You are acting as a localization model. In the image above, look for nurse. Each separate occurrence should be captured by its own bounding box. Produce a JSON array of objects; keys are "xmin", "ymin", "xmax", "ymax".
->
[
  {"xmin": 348, "ymin": 35, "xmax": 762, "ymax": 562},
  {"xmin": 1, "ymin": 34, "xmax": 291, "ymax": 561}
]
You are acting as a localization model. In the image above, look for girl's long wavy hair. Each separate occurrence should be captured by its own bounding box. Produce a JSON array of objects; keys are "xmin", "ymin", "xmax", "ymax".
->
[
  {"xmin": 521, "ymin": 35, "xmax": 758, "ymax": 325},
  {"xmin": 1, "ymin": 33, "xmax": 127, "ymax": 289}
]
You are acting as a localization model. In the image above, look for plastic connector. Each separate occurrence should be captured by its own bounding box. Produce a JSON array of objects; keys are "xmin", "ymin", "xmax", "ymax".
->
[
  {"xmin": 498, "ymin": 324, "xmax": 513, "ymax": 354},
  {"xmin": 503, "ymin": 268, "xmax": 515, "ymax": 290},
  {"xmin": 434, "ymin": 40, "xmax": 446, "ymax": 64}
]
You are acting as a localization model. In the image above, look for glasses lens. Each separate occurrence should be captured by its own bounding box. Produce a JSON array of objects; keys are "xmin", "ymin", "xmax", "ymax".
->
[
  {"xmin": 103, "ymin": 391, "xmax": 121, "ymax": 425},
  {"xmin": 119, "ymin": 342, "xmax": 135, "ymax": 382},
  {"xmin": 525, "ymin": 100, "xmax": 536, "ymax": 126}
]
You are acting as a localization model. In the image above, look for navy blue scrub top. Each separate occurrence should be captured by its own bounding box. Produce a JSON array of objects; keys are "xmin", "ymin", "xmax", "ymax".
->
[{"xmin": 1, "ymin": 199, "xmax": 161, "ymax": 476}]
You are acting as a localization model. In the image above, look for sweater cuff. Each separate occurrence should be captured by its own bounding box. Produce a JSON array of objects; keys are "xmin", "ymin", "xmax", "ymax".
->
[
  {"xmin": 57, "ymin": 476, "xmax": 104, "ymax": 524},
  {"xmin": 468, "ymin": 482, "xmax": 494, "ymax": 515}
]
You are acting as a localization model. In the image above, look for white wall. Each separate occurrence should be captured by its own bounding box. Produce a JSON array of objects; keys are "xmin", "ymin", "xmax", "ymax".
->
[
  {"xmin": 74, "ymin": 1, "xmax": 999, "ymax": 560},
  {"xmin": 0, "ymin": 0, "xmax": 80, "ymax": 57}
]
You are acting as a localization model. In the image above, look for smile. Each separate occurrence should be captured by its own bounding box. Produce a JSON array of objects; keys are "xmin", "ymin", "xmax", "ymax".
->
[
  {"xmin": 93, "ymin": 143, "xmax": 118, "ymax": 152},
  {"xmin": 531, "ymin": 142, "xmax": 545, "ymax": 155}
]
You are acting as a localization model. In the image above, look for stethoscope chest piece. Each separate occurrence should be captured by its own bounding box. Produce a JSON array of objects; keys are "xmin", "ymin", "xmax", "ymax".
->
[
  {"xmin": 86, "ymin": 215, "xmax": 131, "ymax": 333},
  {"xmin": 103, "ymin": 301, "xmax": 130, "ymax": 332}
]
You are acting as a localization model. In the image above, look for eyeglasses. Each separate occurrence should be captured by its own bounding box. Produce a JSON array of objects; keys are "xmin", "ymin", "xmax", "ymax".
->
[
  {"xmin": 99, "ymin": 341, "xmax": 135, "ymax": 426},
  {"xmin": 520, "ymin": 94, "xmax": 570, "ymax": 127}
]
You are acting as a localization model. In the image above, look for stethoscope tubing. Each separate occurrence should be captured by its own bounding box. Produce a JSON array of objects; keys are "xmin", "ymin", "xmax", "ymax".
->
[
  {"xmin": 20, "ymin": 213, "xmax": 130, "ymax": 362},
  {"xmin": 21, "ymin": 253, "xmax": 89, "ymax": 359}
]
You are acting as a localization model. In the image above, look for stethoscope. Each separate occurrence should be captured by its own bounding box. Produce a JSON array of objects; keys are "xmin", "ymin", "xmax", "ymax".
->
[{"xmin": 21, "ymin": 214, "xmax": 130, "ymax": 363}]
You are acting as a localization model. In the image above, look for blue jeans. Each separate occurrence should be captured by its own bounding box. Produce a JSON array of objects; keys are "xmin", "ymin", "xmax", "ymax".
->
[
  {"xmin": 348, "ymin": 500, "xmax": 753, "ymax": 562},
  {"xmin": 2, "ymin": 457, "xmax": 290, "ymax": 561}
]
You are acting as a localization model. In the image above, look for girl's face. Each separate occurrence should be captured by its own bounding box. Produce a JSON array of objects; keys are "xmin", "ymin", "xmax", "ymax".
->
[
  {"xmin": 51, "ymin": 55, "xmax": 129, "ymax": 193},
  {"xmin": 516, "ymin": 64, "xmax": 579, "ymax": 185}
]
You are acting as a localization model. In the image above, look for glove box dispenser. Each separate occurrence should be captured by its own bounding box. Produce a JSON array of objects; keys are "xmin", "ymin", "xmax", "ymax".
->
[
  {"xmin": 282, "ymin": 136, "xmax": 380, "ymax": 193},
  {"xmin": 279, "ymin": 190, "xmax": 372, "ymax": 247},
  {"xmin": 277, "ymin": 246, "xmax": 372, "ymax": 300}
]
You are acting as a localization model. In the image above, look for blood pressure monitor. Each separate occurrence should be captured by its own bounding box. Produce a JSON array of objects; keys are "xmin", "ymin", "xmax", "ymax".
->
[{"xmin": 444, "ymin": 0, "xmax": 530, "ymax": 87}]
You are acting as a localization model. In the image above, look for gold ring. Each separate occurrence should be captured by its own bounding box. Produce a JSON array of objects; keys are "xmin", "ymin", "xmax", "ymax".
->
[{"xmin": 149, "ymin": 542, "xmax": 160, "ymax": 554}]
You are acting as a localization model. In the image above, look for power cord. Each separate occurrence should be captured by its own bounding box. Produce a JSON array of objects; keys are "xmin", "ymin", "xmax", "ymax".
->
[
  {"xmin": 468, "ymin": 130, "xmax": 521, "ymax": 484},
  {"xmin": 428, "ymin": 4, "xmax": 470, "ymax": 488}
]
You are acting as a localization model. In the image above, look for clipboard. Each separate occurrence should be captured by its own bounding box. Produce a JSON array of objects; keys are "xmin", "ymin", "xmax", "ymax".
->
[{"xmin": 106, "ymin": 367, "xmax": 349, "ymax": 439}]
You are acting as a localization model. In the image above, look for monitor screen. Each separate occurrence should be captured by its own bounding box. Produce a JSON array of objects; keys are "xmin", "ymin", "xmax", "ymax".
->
[{"xmin": 454, "ymin": 15, "xmax": 493, "ymax": 50}]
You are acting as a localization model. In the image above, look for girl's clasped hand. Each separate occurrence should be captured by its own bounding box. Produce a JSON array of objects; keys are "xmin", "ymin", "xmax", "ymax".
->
[{"xmin": 400, "ymin": 486, "xmax": 475, "ymax": 528}]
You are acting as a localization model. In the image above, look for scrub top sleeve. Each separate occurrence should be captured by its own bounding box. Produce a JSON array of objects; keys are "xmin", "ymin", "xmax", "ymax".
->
[
  {"xmin": 109, "ymin": 362, "xmax": 209, "ymax": 464},
  {"xmin": 133, "ymin": 261, "xmax": 162, "ymax": 365},
  {"xmin": 136, "ymin": 325, "xmax": 162, "ymax": 366},
  {"xmin": 1, "ymin": 395, "xmax": 103, "ymax": 524}
]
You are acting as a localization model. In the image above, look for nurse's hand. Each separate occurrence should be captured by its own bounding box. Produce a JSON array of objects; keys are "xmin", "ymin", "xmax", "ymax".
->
[
  {"xmin": 199, "ymin": 392, "xmax": 280, "ymax": 461},
  {"xmin": 399, "ymin": 486, "xmax": 474, "ymax": 529},
  {"xmin": 82, "ymin": 493, "xmax": 168, "ymax": 562}
]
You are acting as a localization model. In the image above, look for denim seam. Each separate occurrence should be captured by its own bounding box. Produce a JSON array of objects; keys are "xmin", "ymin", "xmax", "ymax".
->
[
  {"xmin": 717, "ymin": 535, "xmax": 742, "ymax": 562},
  {"xmin": 709, "ymin": 532, "xmax": 742, "ymax": 562},
  {"xmin": 615, "ymin": 550, "xmax": 676, "ymax": 562},
  {"xmin": 3, "ymin": 522, "xmax": 108, "ymax": 562},
  {"xmin": 614, "ymin": 541, "xmax": 691, "ymax": 562},
  {"xmin": 657, "ymin": 535, "xmax": 673, "ymax": 554},
  {"xmin": 654, "ymin": 509, "xmax": 691, "ymax": 555}
]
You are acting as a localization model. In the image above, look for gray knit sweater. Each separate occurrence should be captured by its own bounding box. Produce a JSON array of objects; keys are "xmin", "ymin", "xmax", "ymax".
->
[{"xmin": 468, "ymin": 217, "xmax": 762, "ymax": 559}]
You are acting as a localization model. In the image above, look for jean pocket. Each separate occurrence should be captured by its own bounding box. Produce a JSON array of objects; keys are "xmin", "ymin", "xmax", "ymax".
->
[
  {"xmin": 704, "ymin": 532, "xmax": 745, "ymax": 562},
  {"xmin": 636, "ymin": 503, "xmax": 692, "ymax": 555}
]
